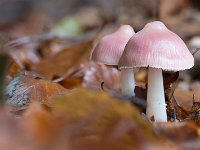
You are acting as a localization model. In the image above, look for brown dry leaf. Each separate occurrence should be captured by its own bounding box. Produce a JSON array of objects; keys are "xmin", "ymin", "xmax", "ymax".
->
[
  {"xmin": 0, "ymin": 109, "xmax": 31, "ymax": 150},
  {"xmin": 0, "ymin": 104, "xmax": 66, "ymax": 150},
  {"xmin": 154, "ymin": 122, "xmax": 198, "ymax": 142},
  {"xmin": 20, "ymin": 101, "xmax": 71, "ymax": 150},
  {"xmin": 154, "ymin": 122, "xmax": 200, "ymax": 150},
  {"xmin": 32, "ymin": 40, "xmax": 93, "ymax": 79},
  {"xmin": 51, "ymin": 88, "xmax": 177, "ymax": 150},
  {"xmin": 0, "ymin": 88, "xmax": 184, "ymax": 150},
  {"xmin": 4, "ymin": 71, "xmax": 69, "ymax": 113},
  {"xmin": 7, "ymin": 58, "xmax": 21, "ymax": 78},
  {"xmin": 59, "ymin": 77, "xmax": 83, "ymax": 89},
  {"xmin": 53, "ymin": 65, "xmax": 85, "ymax": 89},
  {"xmin": 21, "ymin": 101, "xmax": 58, "ymax": 148},
  {"xmin": 174, "ymin": 90, "xmax": 200, "ymax": 112}
]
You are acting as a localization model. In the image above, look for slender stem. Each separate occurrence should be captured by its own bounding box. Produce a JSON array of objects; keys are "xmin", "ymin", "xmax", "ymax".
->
[
  {"xmin": 146, "ymin": 67, "xmax": 167, "ymax": 122},
  {"xmin": 121, "ymin": 68, "xmax": 135, "ymax": 97}
]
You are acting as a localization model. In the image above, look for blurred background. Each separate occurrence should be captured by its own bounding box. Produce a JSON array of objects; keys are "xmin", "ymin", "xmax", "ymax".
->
[
  {"xmin": 0, "ymin": 0, "xmax": 199, "ymax": 38},
  {"xmin": 0, "ymin": 1, "xmax": 200, "ymax": 150},
  {"xmin": 1, "ymin": 0, "xmax": 200, "ymax": 88}
]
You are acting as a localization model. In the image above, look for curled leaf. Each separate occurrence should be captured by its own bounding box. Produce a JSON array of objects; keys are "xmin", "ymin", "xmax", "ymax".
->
[{"xmin": 83, "ymin": 63, "xmax": 121, "ymax": 92}]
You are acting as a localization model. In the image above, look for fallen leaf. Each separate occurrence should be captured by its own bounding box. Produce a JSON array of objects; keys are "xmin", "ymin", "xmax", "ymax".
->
[
  {"xmin": 21, "ymin": 101, "xmax": 58, "ymax": 147},
  {"xmin": 7, "ymin": 58, "xmax": 21, "ymax": 78},
  {"xmin": 32, "ymin": 40, "xmax": 93, "ymax": 79},
  {"xmin": 0, "ymin": 108, "xmax": 32, "ymax": 150},
  {"xmin": 50, "ymin": 88, "xmax": 177, "ymax": 150},
  {"xmin": 59, "ymin": 77, "xmax": 83, "ymax": 89},
  {"xmin": 4, "ymin": 71, "xmax": 69, "ymax": 113},
  {"xmin": 54, "ymin": 65, "xmax": 84, "ymax": 89},
  {"xmin": 154, "ymin": 122, "xmax": 198, "ymax": 143},
  {"xmin": 174, "ymin": 90, "xmax": 200, "ymax": 112},
  {"xmin": 153, "ymin": 121, "xmax": 200, "ymax": 149}
]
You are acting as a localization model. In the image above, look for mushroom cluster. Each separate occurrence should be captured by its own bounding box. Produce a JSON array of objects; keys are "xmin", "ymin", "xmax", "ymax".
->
[
  {"xmin": 91, "ymin": 25, "xmax": 136, "ymax": 97},
  {"xmin": 91, "ymin": 21, "xmax": 194, "ymax": 122}
]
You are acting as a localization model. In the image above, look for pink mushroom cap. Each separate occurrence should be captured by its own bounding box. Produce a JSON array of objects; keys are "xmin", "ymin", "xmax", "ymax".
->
[
  {"xmin": 119, "ymin": 21, "xmax": 194, "ymax": 71},
  {"xmin": 91, "ymin": 25, "xmax": 135, "ymax": 65}
]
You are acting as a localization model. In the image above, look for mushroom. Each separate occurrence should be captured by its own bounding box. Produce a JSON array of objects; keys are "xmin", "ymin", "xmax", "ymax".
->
[
  {"xmin": 119, "ymin": 21, "xmax": 194, "ymax": 122},
  {"xmin": 91, "ymin": 25, "xmax": 135, "ymax": 97}
]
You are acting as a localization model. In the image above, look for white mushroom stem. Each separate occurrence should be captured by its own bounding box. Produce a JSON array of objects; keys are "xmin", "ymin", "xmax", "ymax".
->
[
  {"xmin": 121, "ymin": 68, "xmax": 135, "ymax": 97},
  {"xmin": 146, "ymin": 67, "xmax": 167, "ymax": 122}
]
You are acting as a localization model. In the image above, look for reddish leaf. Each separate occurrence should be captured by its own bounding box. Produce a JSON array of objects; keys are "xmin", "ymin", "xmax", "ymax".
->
[
  {"xmin": 5, "ymin": 71, "xmax": 69, "ymax": 113},
  {"xmin": 32, "ymin": 40, "xmax": 93, "ymax": 79}
]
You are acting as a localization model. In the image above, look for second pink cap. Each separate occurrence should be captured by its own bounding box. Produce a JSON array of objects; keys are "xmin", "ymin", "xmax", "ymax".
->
[
  {"xmin": 91, "ymin": 25, "xmax": 135, "ymax": 65},
  {"xmin": 119, "ymin": 21, "xmax": 194, "ymax": 71}
]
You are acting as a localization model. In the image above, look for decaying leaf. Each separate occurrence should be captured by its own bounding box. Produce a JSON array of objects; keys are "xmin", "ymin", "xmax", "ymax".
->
[
  {"xmin": 50, "ymin": 88, "xmax": 176, "ymax": 150},
  {"xmin": 0, "ymin": 88, "xmax": 182, "ymax": 150},
  {"xmin": 154, "ymin": 122, "xmax": 198, "ymax": 141},
  {"xmin": 32, "ymin": 40, "xmax": 93, "ymax": 79},
  {"xmin": 4, "ymin": 71, "xmax": 68, "ymax": 113},
  {"xmin": 21, "ymin": 101, "xmax": 58, "ymax": 147},
  {"xmin": 53, "ymin": 65, "xmax": 84, "ymax": 89},
  {"xmin": 154, "ymin": 122, "xmax": 200, "ymax": 150},
  {"xmin": 0, "ymin": 119, "xmax": 30, "ymax": 150}
]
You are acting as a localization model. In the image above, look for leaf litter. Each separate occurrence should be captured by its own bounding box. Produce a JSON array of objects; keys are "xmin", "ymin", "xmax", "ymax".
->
[{"xmin": 2, "ymin": 0, "xmax": 200, "ymax": 149}]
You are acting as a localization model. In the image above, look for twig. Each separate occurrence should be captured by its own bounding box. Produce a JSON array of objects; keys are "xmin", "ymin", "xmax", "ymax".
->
[
  {"xmin": 192, "ymin": 48, "xmax": 200, "ymax": 56},
  {"xmin": 53, "ymin": 66, "xmax": 83, "ymax": 83},
  {"xmin": 7, "ymin": 32, "xmax": 97, "ymax": 48}
]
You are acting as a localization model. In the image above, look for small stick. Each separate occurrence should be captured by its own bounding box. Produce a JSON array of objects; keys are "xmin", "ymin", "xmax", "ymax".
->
[
  {"xmin": 192, "ymin": 48, "xmax": 200, "ymax": 56},
  {"xmin": 53, "ymin": 65, "xmax": 84, "ymax": 83},
  {"xmin": 193, "ymin": 93, "xmax": 195, "ymax": 104}
]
